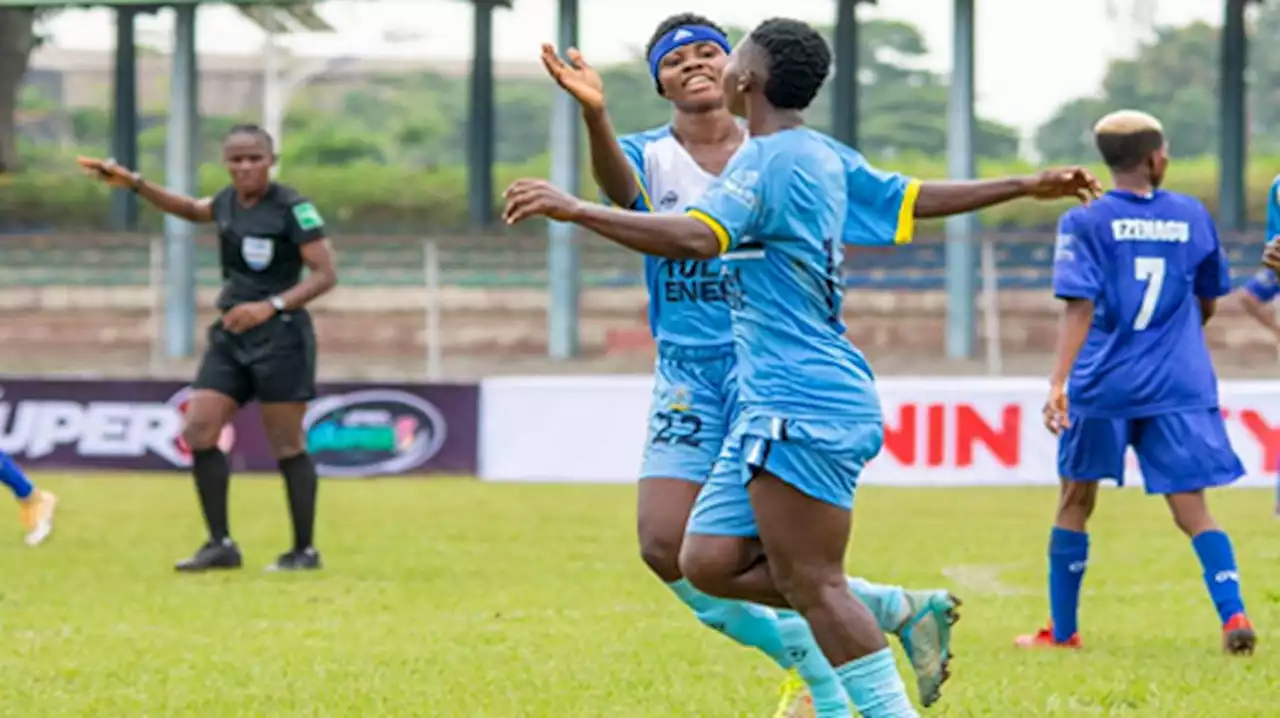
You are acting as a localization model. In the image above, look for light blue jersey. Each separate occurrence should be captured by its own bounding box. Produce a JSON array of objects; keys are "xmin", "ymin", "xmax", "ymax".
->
[
  {"xmin": 685, "ymin": 127, "xmax": 919, "ymax": 535},
  {"xmin": 618, "ymin": 126, "xmax": 738, "ymax": 348},
  {"xmin": 619, "ymin": 126, "xmax": 744, "ymax": 482},
  {"xmin": 688, "ymin": 127, "xmax": 912, "ymax": 423}
]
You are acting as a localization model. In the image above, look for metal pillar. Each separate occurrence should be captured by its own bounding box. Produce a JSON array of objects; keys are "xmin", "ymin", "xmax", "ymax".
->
[
  {"xmin": 832, "ymin": 0, "xmax": 859, "ymax": 147},
  {"xmin": 468, "ymin": 0, "xmax": 496, "ymax": 225},
  {"xmin": 945, "ymin": 0, "xmax": 977, "ymax": 359},
  {"xmin": 111, "ymin": 8, "xmax": 139, "ymax": 230},
  {"xmin": 547, "ymin": 0, "xmax": 580, "ymax": 360},
  {"xmin": 1218, "ymin": 0, "xmax": 1248, "ymax": 231},
  {"xmin": 262, "ymin": 31, "xmax": 283, "ymax": 177},
  {"xmin": 164, "ymin": 5, "xmax": 198, "ymax": 357}
]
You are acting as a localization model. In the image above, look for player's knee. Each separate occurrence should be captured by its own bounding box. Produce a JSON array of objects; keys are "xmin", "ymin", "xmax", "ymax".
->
[
  {"xmin": 678, "ymin": 540, "xmax": 733, "ymax": 596},
  {"xmin": 638, "ymin": 526, "xmax": 683, "ymax": 582},
  {"xmin": 1056, "ymin": 480, "xmax": 1097, "ymax": 524},
  {"xmin": 263, "ymin": 425, "xmax": 306, "ymax": 459},
  {"xmin": 772, "ymin": 562, "xmax": 843, "ymax": 614},
  {"xmin": 1167, "ymin": 493, "xmax": 1216, "ymax": 536},
  {"xmin": 182, "ymin": 416, "xmax": 222, "ymax": 452}
]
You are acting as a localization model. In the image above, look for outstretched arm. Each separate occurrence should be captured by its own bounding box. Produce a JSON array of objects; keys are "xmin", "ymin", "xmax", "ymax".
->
[
  {"xmin": 914, "ymin": 178, "xmax": 1034, "ymax": 218},
  {"xmin": 503, "ymin": 179, "xmax": 717, "ymax": 259},
  {"xmin": 914, "ymin": 169, "xmax": 1102, "ymax": 219},
  {"xmin": 76, "ymin": 156, "xmax": 212, "ymax": 223},
  {"xmin": 134, "ymin": 180, "xmax": 213, "ymax": 223}
]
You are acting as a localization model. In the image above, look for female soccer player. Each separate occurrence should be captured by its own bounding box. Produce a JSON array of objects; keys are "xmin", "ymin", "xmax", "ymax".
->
[
  {"xmin": 78, "ymin": 124, "xmax": 337, "ymax": 573},
  {"xmin": 543, "ymin": 14, "xmax": 957, "ymax": 715},
  {"xmin": 1, "ymin": 452, "xmax": 55, "ymax": 546},
  {"xmin": 520, "ymin": 16, "xmax": 1098, "ymax": 716}
]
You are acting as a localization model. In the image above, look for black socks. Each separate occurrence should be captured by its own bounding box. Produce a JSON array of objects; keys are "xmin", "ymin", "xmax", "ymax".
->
[
  {"xmin": 192, "ymin": 447, "xmax": 231, "ymax": 541},
  {"xmin": 278, "ymin": 452, "xmax": 319, "ymax": 551}
]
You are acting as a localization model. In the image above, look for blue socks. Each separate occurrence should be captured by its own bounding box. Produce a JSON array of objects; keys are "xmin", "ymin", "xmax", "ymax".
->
[
  {"xmin": 777, "ymin": 611, "xmax": 851, "ymax": 717},
  {"xmin": 835, "ymin": 647, "xmax": 918, "ymax": 717},
  {"xmin": 667, "ymin": 579, "xmax": 790, "ymax": 668},
  {"xmin": 0, "ymin": 452, "xmax": 33, "ymax": 500},
  {"xmin": 1191, "ymin": 529, "xmax": 1245, "ymax": 624},
  {"xmin": 846, "ymin": 577, "xmax": 908, "ymax": 632},
  {"xmin": 1048, "ymin": 527, "xmax": 1088, "ymax": 643}
]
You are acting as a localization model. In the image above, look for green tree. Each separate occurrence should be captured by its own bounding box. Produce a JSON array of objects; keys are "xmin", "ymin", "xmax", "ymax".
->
[
  {"xmin": 1035, "ymin": 20, "xmax": 1227, "ymax": 161},
  {"xmin": 0, "ymin": 8, "xmax": 44, "ymax": 172}
]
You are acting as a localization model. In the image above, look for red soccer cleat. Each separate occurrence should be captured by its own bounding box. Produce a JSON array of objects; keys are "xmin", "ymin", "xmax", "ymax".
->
[
  {"xmin": 1223, "ymin": 613, "xmax": 1256, "ymax": 656},
  {"xmin": 1014, "ymin": 626, "xmax": 1082, "ymax": 649}
]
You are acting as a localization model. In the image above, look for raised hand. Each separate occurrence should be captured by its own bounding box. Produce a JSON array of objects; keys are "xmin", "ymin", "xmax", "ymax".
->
[{"xmin": 541, "ymin": 43, "xmax": 604, "ymax": 112}]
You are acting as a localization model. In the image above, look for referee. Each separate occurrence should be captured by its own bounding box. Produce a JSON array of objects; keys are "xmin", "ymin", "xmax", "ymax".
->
[{"xmin": 79, "ymin": 124, "xmax": 338, "ymax": 572}]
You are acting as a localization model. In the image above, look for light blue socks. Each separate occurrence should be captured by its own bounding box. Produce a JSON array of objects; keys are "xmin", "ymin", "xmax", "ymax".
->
[
  {"xmin": 778, "ymin": 610, "xmax": 853, "ymax": 717},
  {"xmin": 668, "ymin": 578, "xmax": 790, "ymax": 667},
  {"xmin": 835, "ymin": 647, "xmax": 919, "ymax": 717},
  {"xmin": 846, "ymin": 577, "xmax": 909, "ymax": 632}
]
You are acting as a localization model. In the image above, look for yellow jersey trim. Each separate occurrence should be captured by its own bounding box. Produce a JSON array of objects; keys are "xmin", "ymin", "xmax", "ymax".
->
[
  {"xmin": 687, "ymin": 210, "xmax": 730, "ymax": 255},
  {"xmin": 895, "ymin": 179, "xmax": 922, "ymax": 245}
]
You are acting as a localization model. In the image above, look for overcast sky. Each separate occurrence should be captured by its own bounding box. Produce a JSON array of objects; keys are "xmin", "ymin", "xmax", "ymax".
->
[{"xmin": 40, "ymin": 0, "xmax": 1224, "ymax": 133}]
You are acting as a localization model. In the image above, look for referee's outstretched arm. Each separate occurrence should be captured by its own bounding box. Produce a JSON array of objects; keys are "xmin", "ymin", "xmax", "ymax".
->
[{"xmin": 77, "ymin": 155, "xmax": 213, "ymax": 223}]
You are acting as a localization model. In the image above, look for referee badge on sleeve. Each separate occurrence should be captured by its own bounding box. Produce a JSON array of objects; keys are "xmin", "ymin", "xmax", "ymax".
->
[{"xmin": 242, "ymin": 236, "xmax": 274, "ymax": 271}]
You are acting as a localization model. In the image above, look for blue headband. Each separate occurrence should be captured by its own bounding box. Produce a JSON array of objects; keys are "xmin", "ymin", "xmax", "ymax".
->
[{"xmin": 647, "ymin": 25, "xmax": 731, "ymax": 80}]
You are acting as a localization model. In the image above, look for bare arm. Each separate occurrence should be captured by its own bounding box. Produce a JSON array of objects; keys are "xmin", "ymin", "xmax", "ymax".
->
[
  {"xmin": 1236, "ymin": 289, "xmax": 1280, "ymax": 336},
  {"xmin": 276, "ymin": 240, "xmax": 338, "ymax": 309},
  {"xmin": 570, "ymin": 203, "xmax": 719, "ymax": 259},
  {"xmin": 583, "ymin": 109, "xmax": 644, "ymax": 209},
  {"xmin": 134, "ymin": 178, "xmax": 213, "ymax": 223},
  {"xmin": 1050, "ymin": 298, "xmax": 1094, "ymax": 388},
  {"xmin": 913, "ymin": 178, "xmax": 1034, "ymax": 219}
]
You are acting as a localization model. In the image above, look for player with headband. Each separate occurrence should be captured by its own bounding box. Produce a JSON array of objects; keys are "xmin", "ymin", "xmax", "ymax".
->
[{"xmin": 542, "ymin": 13, "xmax": 957, "ymax": 715}]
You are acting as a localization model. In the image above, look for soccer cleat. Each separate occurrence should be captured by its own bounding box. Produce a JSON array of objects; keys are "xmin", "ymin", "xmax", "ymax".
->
[
  {"xmin": 771, "ymin": 669, "xmax": 814, "ymax": 718},
  {"xmin": 895, "ymin": 590, "xmax": 961, "ymax": 708},
  {"xmin": 1014, "ymin": 626, "xmax": 1082, "ymax": 649},
  {"xmin": 19, "ymin": 490, "xmax": 57, "ymax": 547},
  {"xmin": 265, "ymin": 546, "xmax": 322, "ymax": 572},
  {"xmin": 1223, "ymin": 613, "xmax": 1256, "ymax": 655},
  {"xmin": 175, "ymin": 538, "xmax": 243, "ymax": 572}
]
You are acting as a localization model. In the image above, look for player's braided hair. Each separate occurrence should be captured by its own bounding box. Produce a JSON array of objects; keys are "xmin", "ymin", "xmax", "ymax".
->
[
  {"xmin": 226, "ymin": 123, "xmax": 275, "ymax": 153},
  {"xmin": 644, "ymin": 13, "xmax": 729, "ymax": 96},
  {"xmin": 748, "ymin": 18, "xmax": 831, "ymax": 111}
]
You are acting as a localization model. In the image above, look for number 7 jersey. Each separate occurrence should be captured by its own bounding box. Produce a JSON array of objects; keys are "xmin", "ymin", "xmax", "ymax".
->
[{"xmin": 1052, "ymin": 189, "xmax": 1231, "ymax": 418}]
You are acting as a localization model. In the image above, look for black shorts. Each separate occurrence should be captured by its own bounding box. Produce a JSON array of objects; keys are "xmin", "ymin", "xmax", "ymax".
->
[{"xmin": 193, "ymin": 310, "xmax": 317, "ymax": 405}]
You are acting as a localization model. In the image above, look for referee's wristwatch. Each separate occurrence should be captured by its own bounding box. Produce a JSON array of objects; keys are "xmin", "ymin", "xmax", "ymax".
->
[{"xmin": 268, "ymin": 295, "xmax": 287, "ymax": 313}]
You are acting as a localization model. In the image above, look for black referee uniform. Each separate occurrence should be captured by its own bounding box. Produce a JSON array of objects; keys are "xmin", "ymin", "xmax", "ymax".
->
[
  {"xmin": 196, "ymin": 182, "xmax": 321, "ymax": 402},
  {"xmin": 179, "ymin": 181, "xmax": 328, "ymax": 573}
]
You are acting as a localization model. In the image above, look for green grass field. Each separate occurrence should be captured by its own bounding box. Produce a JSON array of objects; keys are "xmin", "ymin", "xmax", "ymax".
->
[{"xmin": 0, "ymin": 475, "xmax": 1277, "ymax": 717}]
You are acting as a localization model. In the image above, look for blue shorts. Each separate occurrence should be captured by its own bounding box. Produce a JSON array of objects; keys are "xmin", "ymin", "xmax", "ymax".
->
[
  {"xmin": 1057, "ymin": 409, "xmax": 1245, "ymax": 495},
  {"xmin": 638, "ymin": 343, "xmax": 738, "ymax": 484},
  {"xmin": 686, "ymin": 416, "xmax": 885, "ymax": 537}
]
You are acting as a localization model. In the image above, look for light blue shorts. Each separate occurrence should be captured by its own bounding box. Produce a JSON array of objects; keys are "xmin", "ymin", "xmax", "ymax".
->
[
  {"xmin": 638, "ymin": 343, "xmax": 738, "ymax": 484},
  {"xmin": 1058, "ymin": 408, "xmax": 1244, "ymax": 495},
  {"xmin": 686, "ymin": 415, "xmax": 885, "ymax": 537}
]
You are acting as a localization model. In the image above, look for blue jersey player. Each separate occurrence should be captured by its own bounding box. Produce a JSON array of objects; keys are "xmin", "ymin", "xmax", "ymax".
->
[
  {"xmin": 1019, "ymin": 110, "xmax": 1256, "ymax": 655},
  {"xmin": 541, "ymin": 13, "xmax": 959, "ymax": 715},
  {"xmin": 511, "ymin": 17, "xmax": 1099, "ymax": 717}
]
